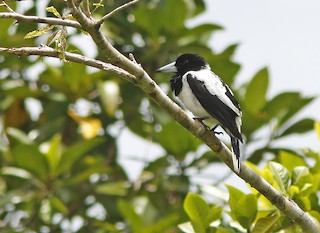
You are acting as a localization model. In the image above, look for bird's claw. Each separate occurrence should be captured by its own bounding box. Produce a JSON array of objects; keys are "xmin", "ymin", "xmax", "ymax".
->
[
  {"xmin": 213, "ymin": 130, "xmax": 223, "ymax": 135},
  {"xmin": 193, "ymin": 117, "xmax": 209, "ymax": 128},
  {"xmin": 210, "ymin": 125, "xmax": 223, "ymax": 135}
]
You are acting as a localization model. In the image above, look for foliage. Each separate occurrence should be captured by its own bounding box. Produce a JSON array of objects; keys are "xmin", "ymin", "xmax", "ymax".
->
[{"xmin": 0, "ymin": 0, "xmax": 319, "ymax": 232}]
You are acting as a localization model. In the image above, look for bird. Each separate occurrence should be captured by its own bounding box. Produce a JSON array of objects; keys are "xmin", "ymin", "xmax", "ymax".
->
[{"xmin": 157, "ymin": 54, "xmax": 243, "ymax": 173}]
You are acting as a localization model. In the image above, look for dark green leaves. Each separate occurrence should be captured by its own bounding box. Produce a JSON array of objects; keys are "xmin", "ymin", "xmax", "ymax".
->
[
  {"xmin": 11, "ymin": 144, "xmax": 48, "ymax": 180},
  {"xmin": 156, "ymin": 122, "xmax": 201, "ymax": 160}
]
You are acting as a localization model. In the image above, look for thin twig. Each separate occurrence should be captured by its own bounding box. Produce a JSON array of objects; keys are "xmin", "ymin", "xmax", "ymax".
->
[
  {"xmin": 129, "ymin": 53, "xmax": 138, "ymax": 64},
  {"xmin": 0, "ymin": 0, "xmax": 15, "ymax": 12},
  {"xmin": 0, "ymin": 46, "xmax": 137, "ymax": 84},
  {"xmin": 97, "ymin": 0, "xmax": 141, "ymax": 26},
  {"xmin": 0, "ymin": 12, "xmax": 82, "ymax": 28}
]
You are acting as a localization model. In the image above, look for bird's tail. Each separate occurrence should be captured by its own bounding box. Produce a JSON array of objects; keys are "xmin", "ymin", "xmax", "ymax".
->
[{"xmin": 231, "ymin": 136, "xmax": 241, "ymax": 173}]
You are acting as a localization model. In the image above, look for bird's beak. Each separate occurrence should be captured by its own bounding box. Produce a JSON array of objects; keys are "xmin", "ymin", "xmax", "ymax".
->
[{"xmin": 156, "ymin": 62, "xmax": 177, "ymax": 73}]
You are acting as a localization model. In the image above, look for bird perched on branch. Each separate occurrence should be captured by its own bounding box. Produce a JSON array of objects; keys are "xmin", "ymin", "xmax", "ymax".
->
[{"xmin": 157, "ymin": 54, "xmax": 243, "ymax": 173}]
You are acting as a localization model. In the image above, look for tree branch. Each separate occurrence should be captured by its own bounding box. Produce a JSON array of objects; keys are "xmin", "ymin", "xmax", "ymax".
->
[
  {"xmin": 97, "ymin": 0, "xmax": 142, "ymax": 26},
  {"xmin": 0, "ymin": 46, "xmax": 137, "ymax": 84},
  {"xmin": 0, "ymin": 12, "xmax": 82, "ymax": 29}
]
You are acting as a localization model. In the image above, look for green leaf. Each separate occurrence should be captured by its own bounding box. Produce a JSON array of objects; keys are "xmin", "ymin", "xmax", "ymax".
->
[
  {"xmin": 46, "ymin": 30, "xmax": 59, "ymax": 46},
  {"xmin": 314, "ymin": 122, "xmax": 320, "ymax": 141},
  {"xmin": 252, "ymin": 213, "xmax": 280, "ymax": 233},
  {"xmin": 263, "ymin": 92, "xmax": 314, "ymax": 125},
  {"xmin": 178, "ymin": 222, "xmax": 195, "ymax": 233},
  {"xmin": 46, "ymin": 6, "xmax": 61, "ymax": 18},
  {"xmin": 45, "ymin": 134, "xmax": 62, "ymax": 176},
  {"xmin": 6, "ymin": 127, "xmax": 33, "ymax": 145},
  {"xmin": 292, "ymin": 166, "xmax": 312, "ymax": 190},
  {"xmin": 208, "ymin": 205, "xmax": 223, "ymax": 222},
  {"xmin": 1, "ymin": 166, "xmax": 44, "ymax": 188},
  {"xmin": 98, "ymin": 80, "xmax": 120, "ymax": 117},
  {"xmin": 49, "ymin": 196, "xmax": 68, "ymax": 214},
  {"xmin": 292, "ymin": 166, "xmax": 309, "ymax": 185},
  {"xmin": 24, "ymin": 25, "xmax": 57, "ymax": 39},
  {"xmin": 40, "ymin": 199, "xmax": 51, "ymax": 223},
  {"xmin": 280, "ymin": 118, "xmax": 314, "ymax": 137},
  {"xmin": 55, "ymin": 26, "xmax": 68, "ymax": 60},
  {"xmin": 144, "ymin": 213, "xmax": 179, "ymax": 233},
  {"xmin": 56, "ymin": 137, "xmax": 104, "ymax": 175},
  {"xmin": 11, "ymin": 144, "xmax": 48, "ymax": 180},
  {"xmin": 268, "ymin": 162, "xmax": 290, "ymax": 195},
  {"xmin": 156, "ymin": 122, "xmax": 201, "ymax": 160},
  {"xmin": 220, "ymin": 44, "xmax": 238, "ymax": 59},
  {"xmin": 279, "ymin": 150, "xmax": 306, "ymax": 172},
  {"xmin": 183, "ymin": 23, "xmax": 223, "ymax": 42},
  {"xmin": 183, "ymin": 193, "xmax": 211, "ymax": 233},
  {"xmin": 117, "ymin": 199, "xmax": 143, "ymax": 233},
  {"xmin": 95, "ymin": 181, "xmax": 129, "ymax": 196},
  {"xmin": 227, "ymin": 185, "xmax": 257, "ymax": 229},
  {"xmin": 244, "ymin": 67, "xmax": 269, "ymax": 113}
]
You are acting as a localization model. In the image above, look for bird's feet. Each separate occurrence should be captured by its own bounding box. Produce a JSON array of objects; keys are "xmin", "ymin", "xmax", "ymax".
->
[
  {"xmin": 193, "ymin": 118, "xmax": 223, "ymax": 135},
  {"xmin": 211, "ymin": 125, "xmax": 224, "ymax": 135},
  {"xmin": 193, "ymin": 117, "xmax": 209, "ymax": 129}
]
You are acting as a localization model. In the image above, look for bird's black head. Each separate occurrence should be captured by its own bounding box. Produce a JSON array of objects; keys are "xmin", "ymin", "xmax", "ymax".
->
[
  {"xmin": 157, "ymin": 53, "xmax": 209, "ymax": 75},
  {"xmin": 175, "ymin": 54, "xmax": 208, "ymax": 74}
]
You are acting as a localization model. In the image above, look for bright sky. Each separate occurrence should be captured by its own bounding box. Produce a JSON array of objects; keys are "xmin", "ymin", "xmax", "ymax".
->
[{"xmin": 191, "ymin": 0, "xmax": 320, "ymax": 149}]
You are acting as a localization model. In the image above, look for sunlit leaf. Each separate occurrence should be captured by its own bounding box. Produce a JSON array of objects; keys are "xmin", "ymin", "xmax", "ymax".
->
[
  {"xmin": 279, "ymin": 151, "xmax": 306, "ymax": 172},
  {"xmin": 268, "ymin": 162, "xmax": 290, "ymax": 195},
  {"xmin": 46, "ymin": 30, "xmax": 59, "ymax": 46},
  {"xmin": 292, "ymin": 166, "xmax": 313, "ymax": 192},
  {"xmin": 55, "ymin": 26, "xmax": 67, "ymax": 60},
  {"xmin": 49, "ymin": 196, "xmax": 68, "ymax": 214},
  {"xmin": 1, "ymin": 166, "xmax": 44, "ymax": 188},
  {"xmin": 118, "ymin": 199, "xmax": 143, "ymax": 233},
  {"xmin": 24, "ymin": 25, "xmax": 57, "ymax": 39},
  {"xmin": 96, "ymin": 181, "xmax": 129, "ymax": 196},
  {"xmin": 6, "ymin": 127, "xmax": 33, "ymax": 145},
  {"xmin": 68, "ymin": 109, "xmax": 102, "ymax": 139},
  {"xmin": 292, "ymin": 166, "xmax": 309, "ymax": 186},
  {"xmin": 40, "ymin": 199, "xmax": 51, "ymax": 223},
  {"xmin": 46, "ymin": 6, "xmax": 62, "ymax": 18},
  {"xmin": 183, "ymin": 193, "xmax": 210, "ymax": 233},
  {"xmin": 300, "ymin": 183, "xmax": 313, "ymax": 196},
  {"xmin": 178, "ymin": 222, "xmax": 195, "ymax": 233},
  {"xmin": 315, "ymin": 121, "xmax": 320, "ymax": 141},
  {"xmin": 45, "ymin": 134, "xmax": 62, "ymax": 176},
  {"xmin": 252, "ymin": 213, "xmax": 280, "ymax": 233},
  {"xmin": 98, "ymin": 80, "xmax": 120, "ymax": 117},
  {"xmin": 227, "ymin": 185, "xmax": 257, "ymax": 229}
]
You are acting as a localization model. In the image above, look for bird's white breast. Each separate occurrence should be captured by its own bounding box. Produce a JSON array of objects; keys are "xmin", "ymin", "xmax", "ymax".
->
[{"xmin": 177, "ymin": 70, "xmax": 219, "ymax": 126}]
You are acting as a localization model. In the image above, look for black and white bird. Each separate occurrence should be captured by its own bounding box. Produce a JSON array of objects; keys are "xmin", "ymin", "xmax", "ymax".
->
[{"xmin": 157, "ymin": 54, "xmax": 243, "ymax": 173}]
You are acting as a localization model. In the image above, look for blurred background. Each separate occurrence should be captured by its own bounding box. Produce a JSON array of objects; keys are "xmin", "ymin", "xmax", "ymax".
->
[{"xmin": 0, "ymin": 0, "xmax": 319, "ymax": 232}]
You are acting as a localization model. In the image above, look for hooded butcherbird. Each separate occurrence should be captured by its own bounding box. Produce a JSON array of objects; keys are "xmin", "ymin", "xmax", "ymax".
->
[{"xmin": 157, "ymin": 54, "xmax": 243, "ymax": 173}]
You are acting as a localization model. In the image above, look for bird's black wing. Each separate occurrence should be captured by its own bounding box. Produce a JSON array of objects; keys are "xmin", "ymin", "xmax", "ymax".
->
[{"xmin": 186, "ymin": 74, "xmax": 242, "ymax": 141}]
